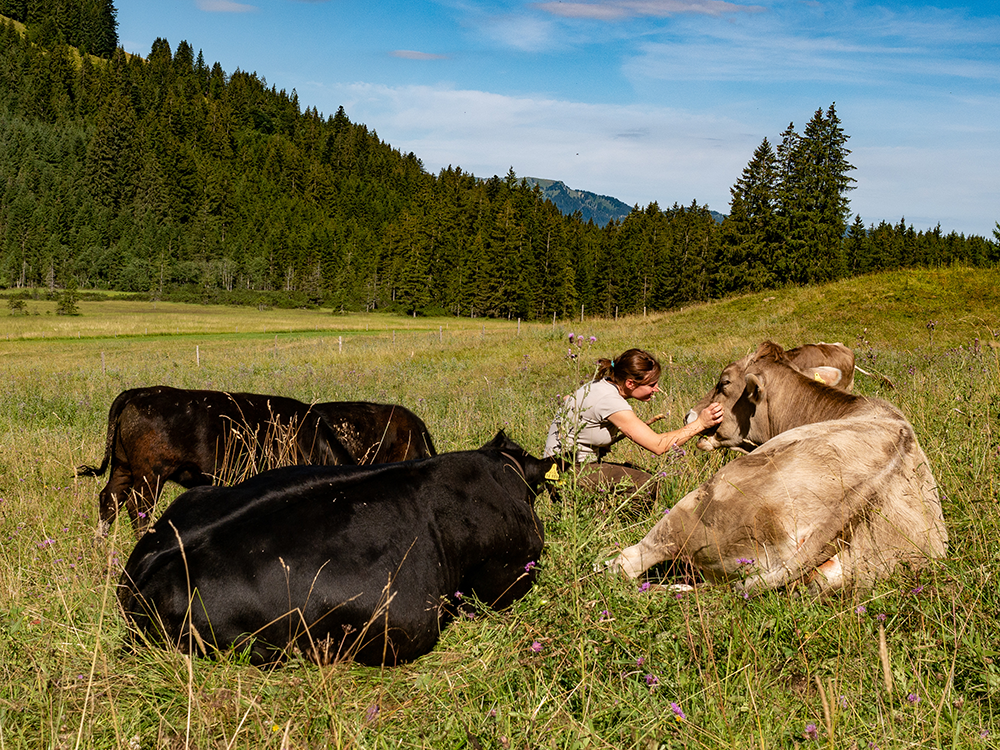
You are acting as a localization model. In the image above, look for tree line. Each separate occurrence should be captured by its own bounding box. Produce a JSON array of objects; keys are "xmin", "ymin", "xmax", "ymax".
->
[{"xmin": 1, "ymin": 10, "xmax": 997, "ymax": 320}]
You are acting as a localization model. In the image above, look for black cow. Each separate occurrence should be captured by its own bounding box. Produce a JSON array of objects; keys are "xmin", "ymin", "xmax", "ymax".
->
[
  {"xmin": 77, "ymin": 387, "xmax": 356, "ymax": 537},
  {"xmin": 311, "ymin": 401, "xmax": 436, "ymax": 464},
  {"xmin": 117, "ymin": 432, "xmax": 549, "ymax": 667}
]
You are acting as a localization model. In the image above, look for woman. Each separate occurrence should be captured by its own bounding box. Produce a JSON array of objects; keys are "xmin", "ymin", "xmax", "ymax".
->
[{"xmin": 543, "ymin": 348, "xmax": 723, "ymax": 501}]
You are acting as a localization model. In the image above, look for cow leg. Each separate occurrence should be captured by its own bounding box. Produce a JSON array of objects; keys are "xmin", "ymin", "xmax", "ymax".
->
[
  {"xmin": 96, "ymin": 465, "xmax": 134, "ymax": 537},
  {"xmin": 739, "ymin": 531, "xmax": 844, "ymax": 594},
  {"xmin": 610, "ymin": 515, "xmax": 677, "ymax": 579}
]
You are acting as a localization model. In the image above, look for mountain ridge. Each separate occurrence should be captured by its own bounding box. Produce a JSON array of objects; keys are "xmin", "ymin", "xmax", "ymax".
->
[{"xmin": 523, "ymin": 177, "xmax": 726, "ymax": 226}]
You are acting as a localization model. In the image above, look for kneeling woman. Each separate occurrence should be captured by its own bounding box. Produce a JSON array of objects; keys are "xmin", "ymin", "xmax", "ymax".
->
[{"xmin": 543, "ymin": 348, "xmax": 723, "ymax": 501}]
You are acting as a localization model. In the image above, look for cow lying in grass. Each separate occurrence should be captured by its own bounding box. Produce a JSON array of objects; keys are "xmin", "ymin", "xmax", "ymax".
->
[
  {"xmin": 612, "ymin": 342, "xmax": 946, "ymax": 593},
  {"xmin": 117, "ymin": 432, "xmax": 549, "ymax": 666}
]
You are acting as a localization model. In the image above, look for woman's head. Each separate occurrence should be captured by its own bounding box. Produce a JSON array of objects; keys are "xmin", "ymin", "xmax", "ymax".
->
[{"xmin": 595, "ymin": 348, "xmax": 661, "ymax": 390}]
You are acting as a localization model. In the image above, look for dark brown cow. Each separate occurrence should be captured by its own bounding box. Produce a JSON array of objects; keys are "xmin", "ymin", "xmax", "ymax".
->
[
  {"xmin": 312, "ymin": 402, "xmax": 436, "ymax": 464},
  {"xmin": 689, "ymin": 342, "xmax": 857, "ymax": 452},
  {"xmin": 611, "ymin": 342, "xmax": 946, "ymax": 592},
  {"xmin": 77, "ymin": 387, "xmax": 363, "ymax": 537}
]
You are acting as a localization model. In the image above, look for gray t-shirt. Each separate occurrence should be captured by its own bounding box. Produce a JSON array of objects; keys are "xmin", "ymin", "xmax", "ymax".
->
[{"xmin": 543, "ymin": 379, "xmax": 632, "ymax": 462}]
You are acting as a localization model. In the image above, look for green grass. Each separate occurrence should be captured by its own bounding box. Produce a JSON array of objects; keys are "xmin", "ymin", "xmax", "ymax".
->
[{"xmin": 1, "ymin": 268, "xmax": 999, "ymax": 748}]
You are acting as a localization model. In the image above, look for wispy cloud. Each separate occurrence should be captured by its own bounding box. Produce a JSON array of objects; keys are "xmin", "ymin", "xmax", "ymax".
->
[
  {"xmin": 321, "ymin": 81, "xmax": 753, "ymax": 207},
  {"xmin": 623, "ymin": 3, "xmax": 1000, "ymax": 86},
  {"xmin": 533, "ymin": 0, "xmax": 765, "ymax": 21},
  {"xmin": 391, "ymin": 50, "xmax": 450, "ymax": 60},
  {"xmin": 196, "ymin": 0, "xmax": 256, "ymax": 12}
]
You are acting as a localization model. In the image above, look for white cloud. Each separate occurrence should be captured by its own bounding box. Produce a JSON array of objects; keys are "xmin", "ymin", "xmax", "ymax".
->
[
  {"xmin": 196, "ymin": 0, "xmax": 256, "ymax": 12},
  {"xmin": 321, "ymin": 82, "xmax": 752, "ymax": 211},
  {"xmin": 533, "ymin": 0, "xmax": 765, "ymax": 21}
]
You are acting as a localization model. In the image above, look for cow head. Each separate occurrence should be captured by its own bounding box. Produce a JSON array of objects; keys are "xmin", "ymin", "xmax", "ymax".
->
[
  {"xmin": 481, "ymin": 430, "xmax": 562, "ymax": 495},
  {"xmin": 688, "ymin": 342, "xmax": 850, "ymax": 452}
]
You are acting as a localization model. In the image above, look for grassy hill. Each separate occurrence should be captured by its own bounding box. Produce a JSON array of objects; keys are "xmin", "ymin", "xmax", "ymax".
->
[{"xmin": 0, "ymin": 266, "xmax": 998, "ymax": 747}]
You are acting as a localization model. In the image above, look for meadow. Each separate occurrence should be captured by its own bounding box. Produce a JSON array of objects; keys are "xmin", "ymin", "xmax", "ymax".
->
[{"xmin": 0, "ymin": 267, "xmax": 998, "ymax": 749}]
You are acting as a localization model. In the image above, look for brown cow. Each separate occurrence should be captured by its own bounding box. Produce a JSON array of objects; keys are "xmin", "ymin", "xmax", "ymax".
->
[
  {"xmin": 612, "ymin": 342, "xmax": 945, "ymax": 591},
  {"xmin": 78, "ymin": 389, "xmax": 434, "ymax": 538},
  {"xmin": 686, "ymin": 342, "xmax": 855, "ymax": 452},
  {"xmin": 609, "ymin": 413, "xmax": 947, "ymax": 593}
]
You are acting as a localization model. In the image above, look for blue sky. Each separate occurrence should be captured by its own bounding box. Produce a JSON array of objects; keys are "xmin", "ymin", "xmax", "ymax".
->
[{"xmin": 117, "ymin": 1, "xmax": 999, "ymax": 237}]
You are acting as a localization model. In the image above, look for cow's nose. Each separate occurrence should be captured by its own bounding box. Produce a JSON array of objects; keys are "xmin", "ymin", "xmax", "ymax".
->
[{"xmin": 696, "ymin": 436, "xmax": 715, "ymax": 452}]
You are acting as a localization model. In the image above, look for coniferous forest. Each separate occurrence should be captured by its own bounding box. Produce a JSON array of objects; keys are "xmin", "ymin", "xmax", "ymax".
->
[{"xmin": 1, "ymin": 5, "xmax": 997, "ymax": 318}]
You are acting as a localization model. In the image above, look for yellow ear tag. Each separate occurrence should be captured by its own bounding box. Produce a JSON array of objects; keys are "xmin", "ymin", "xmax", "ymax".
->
[
  {"xmin": 814, "ymin": 372, "xmax": 827, "ymax": 384},
  {"xmin": 545, "ymin": 464, "xmax": 561, "ymax": 481}
]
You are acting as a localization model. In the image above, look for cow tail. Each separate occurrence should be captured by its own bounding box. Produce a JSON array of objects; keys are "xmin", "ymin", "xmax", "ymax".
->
[{"xmin": 75, "ymin": 389, "xmax": 130, "ymax": 477}]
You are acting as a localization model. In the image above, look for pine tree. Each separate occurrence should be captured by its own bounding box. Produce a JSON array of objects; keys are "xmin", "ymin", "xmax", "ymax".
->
[
  {"xmin": 773, "ymin": 105, "xmax": 854, "ymax": 284},
  {"xmin": 719, "ymin": 137, "xmax": 779, "ymax": 292}
]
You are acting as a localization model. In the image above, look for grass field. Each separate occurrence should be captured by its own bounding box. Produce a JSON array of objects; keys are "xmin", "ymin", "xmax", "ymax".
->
[{"xmin": 1, "ymin": 267, "xmax": 998, "ymax": 748}]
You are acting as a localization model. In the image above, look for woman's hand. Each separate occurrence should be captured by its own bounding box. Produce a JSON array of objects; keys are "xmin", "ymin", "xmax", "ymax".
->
[{"xmin": 695, "ymin": 402, "xmax": 723, "ymax": 431}]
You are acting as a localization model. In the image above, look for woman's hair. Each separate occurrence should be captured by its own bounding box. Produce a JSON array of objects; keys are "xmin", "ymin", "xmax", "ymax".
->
[{"xmin": 594, "ymin": 348, "xmax": 661, "ymax": 387}]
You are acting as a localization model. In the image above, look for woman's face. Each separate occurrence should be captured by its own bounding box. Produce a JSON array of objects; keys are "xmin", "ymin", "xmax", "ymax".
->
[{"xmin": 624, "ymin": 378, "xmax": 660, "ymax": 401}]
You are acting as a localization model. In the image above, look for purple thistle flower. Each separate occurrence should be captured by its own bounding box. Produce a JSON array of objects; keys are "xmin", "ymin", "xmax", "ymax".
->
[
  {"xmin": 645, "ymin": 674, "xmax": 658, "ymax": 686},
  {"xmin": 365, "ymin": 704, "xmax": 380, "ymax": 722},
  {"xmin": 670, "ymin": 702, "xmax": 686, "ymax": 720},
  {"xmin": 910, "ymin": 585, "xmax": 924, "ymax": 595},
  {"xmin": 907, "ymin": 693, "xmax": 920, "ymax": 705},
  {"xmin": 454, "ymin": 590, "xmax": 463, "ymax": 600},
  {"xmin": 524, "ymin": 561, "xmax": 536, "ymax": 573},
  {"xmin": 804, "ymin": 722, "xmax": 819, "ymax": 740},
  {"xmin": 640, "ymin": 581, "xmax": 651, "ymax": 592},
  {"xmin": 599, "ymin": 609, "xmax": 610, "ymax": 621},
  {"xmin": 636, "ymin": 657, "xmax": 645, "ymax": 667},
  {"xmin": 856, "ymin": 605, "xmax": 867, "ymax": 615},
  {"xmin": 530, "ymin": 641, "xmax": 542, "ymax": 654},
  {"xmin": 568, "ymin": 332, "xmax": 575, "ymax": 341},
  {"xmin": 877, "ymin": 612, "xmax": 887, "ymax": 622},
  {"xmin": 737, "ymin": 557, "xmax": 754, "ymax": 566},
  {"xmin": 589, "ymin": 336, "xmax": 596, "ymax": 343}
]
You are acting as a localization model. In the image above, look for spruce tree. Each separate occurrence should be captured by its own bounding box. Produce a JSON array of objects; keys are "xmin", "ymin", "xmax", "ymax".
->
[{"xmin": 720, "ymin": 137, "xmax": 779, "ymax": 292}]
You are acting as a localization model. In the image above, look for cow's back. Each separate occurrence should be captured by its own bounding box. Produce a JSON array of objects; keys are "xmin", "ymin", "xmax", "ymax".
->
[{"xmin": 313, "ymin": 401, "xmax": 436, "ymax": 463}]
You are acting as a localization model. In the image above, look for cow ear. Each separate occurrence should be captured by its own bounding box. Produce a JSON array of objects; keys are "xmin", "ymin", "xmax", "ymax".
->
[
  {"xmin": 745, "ymin": 372, "xmax": 765, "ymax": 404},
  {"xmin": 524, "ymin": 457, "xmax": 563, "ymax": 488},
  {"xmin": 805, "ymin": 366, "xmax": 843, "ymax": 387}
]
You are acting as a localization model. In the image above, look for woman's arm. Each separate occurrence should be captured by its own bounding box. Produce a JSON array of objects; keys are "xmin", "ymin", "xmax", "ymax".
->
[{"xmin": 608, "ymin": 403, "xmax": 723, "ymax": 456}]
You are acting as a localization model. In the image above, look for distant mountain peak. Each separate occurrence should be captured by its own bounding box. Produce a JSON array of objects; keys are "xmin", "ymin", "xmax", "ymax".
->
[
  {"xmin": 523, "ymin": 177, "xmax": 633, "ymax": 226},
  {"xmin": 522, "ymin": 177, "xmax": 725, "ymax": 227}
]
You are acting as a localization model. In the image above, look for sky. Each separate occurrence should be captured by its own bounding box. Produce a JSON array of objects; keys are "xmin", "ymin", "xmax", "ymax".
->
[{"xmin": 116, "ymin": 0, "xmax": 999, "ymax": 237}]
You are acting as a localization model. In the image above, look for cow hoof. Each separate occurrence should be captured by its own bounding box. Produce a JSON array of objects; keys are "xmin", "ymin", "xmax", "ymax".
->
[{"xmin": 592, "ymin": 557, "xmax": 619, "ymax": 574}]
